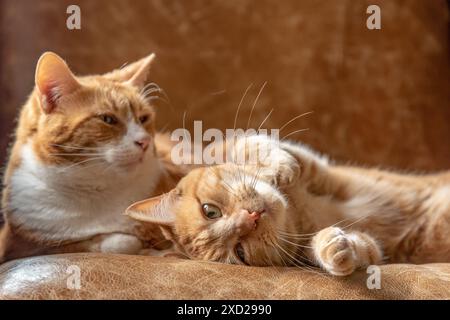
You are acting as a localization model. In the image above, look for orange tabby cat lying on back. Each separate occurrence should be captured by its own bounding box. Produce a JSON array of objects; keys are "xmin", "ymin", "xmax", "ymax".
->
[
  {"xmin": 127, "ymin": 135, "xmax": 450, "ymax": 276},
  {"xmin": 0, "ymin": 52, "xmax": 187, "ymax": 262}
]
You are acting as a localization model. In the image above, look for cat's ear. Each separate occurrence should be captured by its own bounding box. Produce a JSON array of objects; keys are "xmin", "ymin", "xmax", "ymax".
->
[
  {"xmin": 125, "ymin": 189, "xmax": 177, "ymax": 226},
  {"xmin": 104, "ymin": 53, "xmax": 156, "ymax": 89},
  {"xmin": 35, "ymin": 52, "xmax": 81, "ymax": 114}
]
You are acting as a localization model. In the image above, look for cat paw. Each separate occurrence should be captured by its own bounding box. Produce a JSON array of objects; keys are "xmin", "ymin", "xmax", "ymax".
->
[
  {"xmin": 259, "ymin": 147, "xmax": 300, "ymax": 187},
  {"xmin": 99, "ymin": 234, "xmax": 143, "ymax": 254},
  {"xmin": 257, "ymin": 156, "xmax": 299, "ymax": 188},
  {"xmin": 312, "ymin": 227, "xmax": 357, "ymax": 276},
  {"xmin": 269, "ymin": 157, "xmax": 300, "ymax": 187}
]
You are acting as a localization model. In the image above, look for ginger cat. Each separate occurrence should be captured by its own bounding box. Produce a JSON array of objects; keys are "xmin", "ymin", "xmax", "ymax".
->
[
  {"xmin": 0, "ymin": 52, "xmax": 187, "ymax": 262},
  {"xmin": 127, "ymin": 135, "xmax": 450, "ymax": 276}
]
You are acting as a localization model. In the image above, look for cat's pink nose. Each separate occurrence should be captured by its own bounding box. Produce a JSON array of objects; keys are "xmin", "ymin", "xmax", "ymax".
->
[
  {"xmin": 248, "ymin": 211, "xmax": 262, "ymax": 221},
  {"xmin": 135, "ymin": 138, "xmax": 150, "ymax": 151},
  {"xmin": 237, "ymin": 209, "xmax": 265, "ymax": 236}
]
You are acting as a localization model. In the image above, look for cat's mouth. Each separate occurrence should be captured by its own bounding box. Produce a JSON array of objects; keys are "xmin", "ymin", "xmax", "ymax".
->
[{"xmin": 116, "ymin": 154, "xmax": 145, "ymax": 168}]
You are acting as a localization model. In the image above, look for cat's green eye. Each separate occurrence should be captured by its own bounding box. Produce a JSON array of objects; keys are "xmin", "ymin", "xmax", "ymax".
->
[
  {"xmin": 201, "ymin": 203, "xmax": 222, "ymax": 219},
  {"xmin": 100, "ymin": 114, "xmax": 118, "ymax": 125}
]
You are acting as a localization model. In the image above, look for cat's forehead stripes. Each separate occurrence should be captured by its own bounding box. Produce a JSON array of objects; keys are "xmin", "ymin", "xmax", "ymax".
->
[
  {"xmin": 193, "ymin": 167, "xmax": 234, "ymax": 205},
  {"xmin": 94, "ymin": 83, "xmax": 151, "ymax": 122}
]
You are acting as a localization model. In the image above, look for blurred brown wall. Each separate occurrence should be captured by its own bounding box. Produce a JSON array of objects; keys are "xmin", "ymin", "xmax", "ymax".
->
[{"xmin": 1, "ymin": 0, "xmax": 449, "ymax": 171}]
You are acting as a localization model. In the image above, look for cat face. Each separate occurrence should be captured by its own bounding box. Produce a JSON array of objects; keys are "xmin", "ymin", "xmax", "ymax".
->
[
  {"xmin": 127, "ymin": 163, "xmax": 291, "ymax": 266},
  {"xmin": 30, "ymin": 52, "xmax": 158, "ymax": 172}
]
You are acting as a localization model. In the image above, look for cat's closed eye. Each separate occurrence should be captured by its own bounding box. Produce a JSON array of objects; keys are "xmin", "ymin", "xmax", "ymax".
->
[
  {"xmin": 139, "ymin": 115, "xmax": 150, "ymax": 124},
  {"xmin": 201, "ymin": 203, "xmax": 222, "ymax": 219},
  {"xmin": 99, "ymin": 114, "xmax": 118, "ymax": 125},
  {"xmin": 235, "ymin": 243, "xmax": 247, "ymax": 265}
]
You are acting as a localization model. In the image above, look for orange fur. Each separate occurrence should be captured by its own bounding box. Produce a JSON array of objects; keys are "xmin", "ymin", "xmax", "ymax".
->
[
  {"xmin": 127, "ymin": 135, "xmax": 450, "ymax": 275},
  {"xmin": 0, "ymin": 52, "xmax": 190, "ymax": 262}
]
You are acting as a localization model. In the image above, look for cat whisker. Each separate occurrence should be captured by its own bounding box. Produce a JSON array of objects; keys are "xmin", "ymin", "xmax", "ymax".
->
[
  {"xmin": 279, "ymin": 111, "xmax": 314, "ymax": 132},
  {"xmin": 339, "ymin": 213, "xmax": 373, "ymax": 231},
  {"xmin": 172, "ymin": 251, "xmax": 192, "ymax": 260},
  {"xmin": 222, "ymin": 184, "xmax": 238, "ymax": 198},
  {"xmin": 281, "ymin": 246, "xmax": 325, "ymax": 275},
  {"xmin": 296, "ymin": 254, "xmax": 317, "ymax": 266},
  {"xmin": 243, "ymin": 162, "xmax": 247, "ymax": 190},
  {"xmin": 233, "ymin": 83, "xmax": 253, "ymax": 132},
  {"xmin": 73, "ymin": 161, "xmax": 106, "ymax": 174},
  {"xmin": 269, "ymin": 239, "xmax": 289, "ymax": 268},
  {"xmin": 235, "ymin": 149, "xmax": 245, "ymax": 188},
  {"xmin": 220, "ymin": 182, "xmax": 238, "ymax": 198},
  {"xmin": 281, "ymin": 128, "xmax": 310, "ymax": 141},
  {"xmin": 142, "ymin": 82, "xmax": 163, "ymax": 93},
  {"xmin": 278, "ymin": 213, "xmax": 374, "ymax": 247},
  {"xmin": 277, "ymin": 235, "xmax": 314, "ymax": 249},
  {"xmin": 144, "ymin": 95, "xmax": 170, "ymax": 106},
  {"xmin": 49, "ymin": 153, "xmax": 104, "ymax": 157},
  {"xmin": 272, "ymin": 241, "xmax": 305, "ymax": 267},
  {"xmin": 100, "ymin": 162, "xmax": 116, "ymax": 174},
  {"xmin": 277, "ymin": 229, "xmax": 318, "ymax": 238},
  {"xmin": 141, "ymin": 87, "xmax": 171, "ymax": 105},
  {"xmin": 257, "ymin": 108, "xmax": 274, "ymax": 132},
  {"xmin": 62, "ymin": 157, "xmax": 104, "ymax": 170},
  {"xmin": 156, "ymin": 86, "xmax": 171, "ymax": 104},
  {"xmin": 57, "ymin": 160, "xmax": 105, "ymax": 177},
  {"xmin": 263, "ymin": 240, "xmax": 277, "ymax": 268},
  {"xmin": 277, "ymin": 234, "xmax": 314, "ymax": 242},
  {"xmin": 50, "ymin": 144, "xmax": 104, "ymax": 151},
  {"xmin": 182, "ymin": 110, "xmax": 189, "ymax": 145},
  {"xmin": 140, "ymin": 82, "xmax": 160, "ymax": 94},
  {"xmin": 140, "ymin": 81, "xmax": 170, "ymax": 105},
  {"xmin": 277, "ymin": 231, "xmax": 314, "ymax": 238},
  {"xmin": 249, "ymin": 167, "xmax": 258, "ymax": 191},
  {"xmin": 207, "ymin": 167, "xmax": 238, "ymax": 197},
  {"xmin": 246, "ymin": 81, "xmax": 267, "ymax": 130},
  {"xmin": 250, "ymin": 165, "xmax": 263, "ymax": 191},
  {"xmin": 273, "ymin": 242, "xmax": 328, "ymax": 277},
  {"xmin": 142, "ymin": 87, "xmax": 162, "ymax": 97}
]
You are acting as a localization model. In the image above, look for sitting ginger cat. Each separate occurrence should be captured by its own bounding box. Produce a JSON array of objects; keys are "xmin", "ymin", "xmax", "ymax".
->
[{"xmin": 0, "ymin": 52, "xmax": 188, "ymax": 262}]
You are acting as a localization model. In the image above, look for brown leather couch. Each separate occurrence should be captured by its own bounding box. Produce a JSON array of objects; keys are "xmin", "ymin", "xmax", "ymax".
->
[
  {"xmin": 0, "ymin": 0, "xmax": 449, "ymax": 299},
  {"xmin": 1, "ymin": 254, "xmax": 449, "ymax": 299}
]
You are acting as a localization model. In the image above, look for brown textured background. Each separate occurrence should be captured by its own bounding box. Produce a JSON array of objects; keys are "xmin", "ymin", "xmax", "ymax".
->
[{"xmin": 1, "ymin": 0, "xmax": 449, "ymax": 171}]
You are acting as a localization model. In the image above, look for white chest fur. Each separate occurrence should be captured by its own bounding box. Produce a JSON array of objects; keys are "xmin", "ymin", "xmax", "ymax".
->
[{"xmin": 8, "ymin": 143, "xmax": 161, "ymax": 242}]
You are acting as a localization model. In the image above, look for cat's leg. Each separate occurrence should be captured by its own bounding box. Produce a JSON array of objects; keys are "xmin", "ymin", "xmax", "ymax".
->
[
  {"xmin": 277, "ymin": 141, "xmax": 333, "ymax": 186},
  {"xmin": 231, "ymin": 134, "xmax": 336, "ymax": 187},
  {"xmin": 310, "ymin": 226, "xmax": 382, "ymax": 276}
]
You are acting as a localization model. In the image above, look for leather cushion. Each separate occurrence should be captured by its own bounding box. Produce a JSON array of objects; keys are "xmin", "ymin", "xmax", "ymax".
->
[{"xmin": 0, "ymin": 253, "xmax": 449, "ymax": 299}]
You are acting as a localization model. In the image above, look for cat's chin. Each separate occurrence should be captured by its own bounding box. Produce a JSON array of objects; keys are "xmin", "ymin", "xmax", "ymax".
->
[
  {"xmin": 115, "ymin": 159, "xmax": 145, "ymax": 172},
  {"xmin": 112, "ymin": 152, "xmax": 149, "ymax": 169}
]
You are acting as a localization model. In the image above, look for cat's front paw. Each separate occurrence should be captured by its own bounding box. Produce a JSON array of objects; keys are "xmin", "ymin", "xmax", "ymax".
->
[
  {"xmin": 271, "ymin": 155, "xmax": 300, "ymax": 187},
  {"xmin": 257, "ymin": 154, "xmax": 299, "ymax": 188},
  {"xmin": 312, "ymin": 227, "xmax": 357, "ymax": 276},
  {"xmin": 258, "ymin": 145, "xmax": 300, "ymax": 187},
  {"xmin": 234, "ymin": 135, "xmax": 300, "ymax": 187},
  {"xmin": 99, "ymin": 233, "xmax": 144, "ymax": 254}
]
